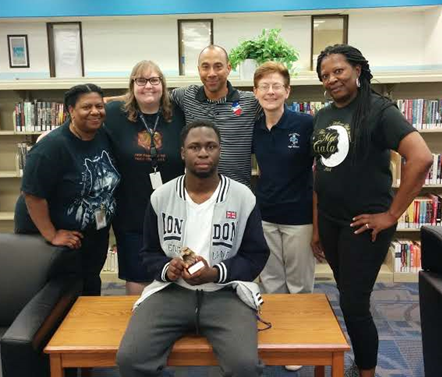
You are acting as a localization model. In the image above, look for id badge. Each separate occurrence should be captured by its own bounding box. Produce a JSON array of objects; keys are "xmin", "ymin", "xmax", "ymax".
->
[
  {"xmin": 150, "ymin": 171, "xmax": 163, "ymax": 190},
  {"xmin": 95, "ymin": 208, "xmax": 107, "ymax": 230}
]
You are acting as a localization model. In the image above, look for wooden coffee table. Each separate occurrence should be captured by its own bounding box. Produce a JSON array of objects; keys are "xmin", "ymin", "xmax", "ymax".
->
[{"xmin": 45, "ymin": 293, "xmax": 350, "ymax": 376}]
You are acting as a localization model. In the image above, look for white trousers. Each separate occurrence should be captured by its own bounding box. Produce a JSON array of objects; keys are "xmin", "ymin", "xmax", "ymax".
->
[{"xmin": 260, "ymin": 221, "xmax": 315, "ymax": 294}]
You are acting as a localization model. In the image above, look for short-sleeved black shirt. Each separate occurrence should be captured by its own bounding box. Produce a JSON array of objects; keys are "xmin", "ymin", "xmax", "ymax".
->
[
  {"xmin": 15, "ymin": 122, "xmax": 120, "ymax": 232},
  {"xmin": 312, "ymin": 93, "xmax": 416, "ymax": 222},
  {"xmin": 104, "ymin": 101, "xmax": 185, "ymax": 233}
]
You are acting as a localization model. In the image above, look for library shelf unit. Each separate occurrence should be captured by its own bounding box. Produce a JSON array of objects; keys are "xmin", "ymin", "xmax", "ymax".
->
[{"xmin": 1, "ymin": 71, "xmax": 441, "ymax": 282}]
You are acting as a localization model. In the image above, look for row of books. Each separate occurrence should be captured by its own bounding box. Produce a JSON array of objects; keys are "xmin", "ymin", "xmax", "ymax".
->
[
  {"xmin": 289, "ymin": 101, "xmax": 329, "ymax": 115},
  {"xmin": 13, "ymin": 101, "xmax": 67, "ymax": 133},
  {"xmin": 391, "ymin": 151, "xmax": 442, "ymax": 186},
  {"xmin": 396, "ymin": 98, "xmax": 442, "ymax": 130},
  {"xmin": 289, "ymin": 99, "xmax": 442, "ymax": 131},
  {"xmin": 16, "ymin": 142, "xmax": 32, "ymax": 176},
  {"xmin": 397, "ymin": 194, "xmax": 442, "ymax": 229},
  {"xmin": 102, "ymin": 245, "xmax": 118, "ymax": 273},
  {"xmin": 391, "ymin": 240, "xmax": 421, "ymax": 273}
]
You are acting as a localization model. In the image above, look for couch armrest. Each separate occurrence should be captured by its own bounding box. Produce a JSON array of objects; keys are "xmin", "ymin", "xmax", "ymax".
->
[
  {"xmin": 419, "ymin": 270, "xmax": 442, "ymax": 377},
  {"xmin": 421, "ymin": 226, "xmax": 442, "ymax": 274},
  {"xmin": 0, "ymin": 275, "xmax": 82, "ymax": 377}
]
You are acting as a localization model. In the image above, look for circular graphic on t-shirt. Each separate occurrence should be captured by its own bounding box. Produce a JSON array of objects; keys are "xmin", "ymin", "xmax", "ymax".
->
[{"xmin": 320, "ymin": 125, "xmax": 349, "ymax": 168}]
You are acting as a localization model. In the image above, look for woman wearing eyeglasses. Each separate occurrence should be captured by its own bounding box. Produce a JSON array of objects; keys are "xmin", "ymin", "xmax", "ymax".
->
[
  {"xmin": 105, "ymin": 60, "xmax": 185, "ymax": 295},
  {"xmin": 252, "ymin": 63, "xmax": 316, "ymax": 371}
]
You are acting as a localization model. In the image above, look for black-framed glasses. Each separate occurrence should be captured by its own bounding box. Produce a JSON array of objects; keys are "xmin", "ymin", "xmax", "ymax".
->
[{"xmin": 134, "ymin": 77, "xmax": 162, "ymax": 86}]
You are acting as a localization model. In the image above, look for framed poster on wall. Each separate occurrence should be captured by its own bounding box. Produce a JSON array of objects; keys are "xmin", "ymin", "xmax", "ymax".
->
[{"xmin": 7, "ymin": 35, "xmax": 30, "ymax": 68}]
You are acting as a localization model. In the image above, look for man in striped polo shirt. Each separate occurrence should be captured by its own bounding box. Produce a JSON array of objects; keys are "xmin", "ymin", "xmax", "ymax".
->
[{"xmin": 171, "ymin": 45, "xmax": 261, "ymax": 187}]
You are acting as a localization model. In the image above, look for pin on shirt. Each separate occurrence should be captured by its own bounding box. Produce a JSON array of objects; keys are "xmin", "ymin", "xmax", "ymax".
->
[{"xmin": 232, "ymin": 101, "xmax": 242, "ymax": 116}]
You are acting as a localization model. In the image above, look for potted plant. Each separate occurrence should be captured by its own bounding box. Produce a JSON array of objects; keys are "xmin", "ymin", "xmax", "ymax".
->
[{"xmin": 228, "ymin": 28, "xmax": 299, "ymax": 79}]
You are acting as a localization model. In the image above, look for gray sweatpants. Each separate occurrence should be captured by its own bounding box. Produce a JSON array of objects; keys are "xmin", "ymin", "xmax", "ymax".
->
[{"xmin": 117, "ymin": 284, "xmax": 264, "ymax": 377}]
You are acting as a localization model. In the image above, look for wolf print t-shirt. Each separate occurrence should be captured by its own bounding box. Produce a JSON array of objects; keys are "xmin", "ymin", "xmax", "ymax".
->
[{"xmin": 17, "ymin": 122, "xmax": 120, "ymax": 232}]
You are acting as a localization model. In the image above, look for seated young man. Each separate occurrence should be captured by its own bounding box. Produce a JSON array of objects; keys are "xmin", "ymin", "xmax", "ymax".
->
[{"xmin": 116, "ymin": 120, "xmax": 270, "ymax": 377}]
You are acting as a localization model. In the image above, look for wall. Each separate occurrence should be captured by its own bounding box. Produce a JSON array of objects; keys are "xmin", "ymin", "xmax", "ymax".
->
[
  {"xmin": 423, "ymin": 7, "xmax": 442, "ymax": 66},
  {"xmin": 0, "ymin": 6, "xmax": 441, "ymax": 79},
  {"xmin": 0, "ymin": 21, "xmax": 49, "ymax": 78},
  {"xmin": 348, "ymin": 8, "xmax": 426, "ymax": 70}
]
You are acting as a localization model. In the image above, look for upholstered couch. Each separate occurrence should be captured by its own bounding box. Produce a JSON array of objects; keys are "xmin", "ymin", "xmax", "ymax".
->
[
  {"xmin": 0, "ymin": 233, "xmax": 82, "ymax": 377},
  {"xmin": 419, "ymin": 225, "xmax": 442, "ymax": 377}
]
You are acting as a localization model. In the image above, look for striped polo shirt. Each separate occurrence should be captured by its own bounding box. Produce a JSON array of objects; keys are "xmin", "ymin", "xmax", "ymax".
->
[{"xmin": 171, "ymin": 81, "xmax": 261, "ymax": 187}]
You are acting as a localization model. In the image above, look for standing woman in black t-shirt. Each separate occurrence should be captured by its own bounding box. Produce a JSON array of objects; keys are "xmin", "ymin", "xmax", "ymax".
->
[
  {"xmin": 105, "ymin": 61, "xmax": 185, "ymax": 295},
  {"xmin": 311, "ymin": 44, "xmax": 432, "ymax": 377},
  {"xmin": 15, "ymin": 84, "xmax": 121, "ymax": 296}
]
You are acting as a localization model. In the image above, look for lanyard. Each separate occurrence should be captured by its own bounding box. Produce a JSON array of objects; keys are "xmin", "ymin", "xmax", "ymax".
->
[{"xmin": 139, "ymin": 112, "xmax": 161, "ymax": 171}]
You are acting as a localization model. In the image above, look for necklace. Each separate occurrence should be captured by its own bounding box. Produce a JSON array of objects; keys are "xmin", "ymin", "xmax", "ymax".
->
[{"xmin": 69, "ymin": 122, "xmax": 84, "ymax": 140}]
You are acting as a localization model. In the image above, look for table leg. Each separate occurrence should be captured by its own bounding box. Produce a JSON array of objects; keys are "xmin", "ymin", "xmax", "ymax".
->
[
  {"xmin": 314, "ymin": 365, "xmax": 325, "ymax": 377},
  {"xmin": 50, "ymin": 354, "xmax": 64, "ymax": 377},
  {"xmin": 332, "ymin": 352, "xmax": 345, "ymax": 377}
]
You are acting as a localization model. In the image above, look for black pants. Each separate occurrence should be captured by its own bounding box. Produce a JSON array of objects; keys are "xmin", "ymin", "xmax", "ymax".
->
[
  {"xmin": 78, "ymin": 226, "xmax": 110, "ymax": 296},
  {"xmin": 318, "ymin": 214, "xmax": 396, "ymax": 370}
]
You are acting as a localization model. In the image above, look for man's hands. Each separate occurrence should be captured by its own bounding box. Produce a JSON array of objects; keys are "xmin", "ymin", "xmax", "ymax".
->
[
  {"xmin": 166, "ymin": 257, "xmax": 187, "ymax": 281},
  {"xmin": 49, "ymin": 229, "xmax": 83, "ymax": 249},
  {"xmin": 166, "ymin": 256, "xmax": 218, "ymax": 285}
]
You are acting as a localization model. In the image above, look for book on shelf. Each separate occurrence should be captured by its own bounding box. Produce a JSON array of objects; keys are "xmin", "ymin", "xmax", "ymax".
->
[
  {"xmin": 390, "ymin": 150, "xmax": 403, "ymax": 187},
  {"xmin": 391, "ymin": 239, "xmax": 422, "ymax": 273},
  {"xmin": 396, "ymin": 98, "xmax": 442, "ymax": 130},
  {"xmin": 13, "ymin": 100, "xmax": 67, "ymax": 133},
  {"xmin": 15, "ymin": 142, "xmax": 32, "ymax": 176}
]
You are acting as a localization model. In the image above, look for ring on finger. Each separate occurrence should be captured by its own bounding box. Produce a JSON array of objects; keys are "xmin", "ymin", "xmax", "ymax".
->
[{"xmin": 365, "ymin": 223, "xmax": 370, "ymax": 229}]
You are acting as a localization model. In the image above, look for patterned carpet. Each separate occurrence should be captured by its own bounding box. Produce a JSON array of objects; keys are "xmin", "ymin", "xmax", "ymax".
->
[{"xmin": 94, "ymin": 282, "xmax": 422, "ymax": 377}]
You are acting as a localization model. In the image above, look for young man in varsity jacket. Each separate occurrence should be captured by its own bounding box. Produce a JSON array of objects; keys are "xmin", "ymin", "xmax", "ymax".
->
[{"xmin": 117, "ymin": 120, "xmax": 270, "ymax": 377}]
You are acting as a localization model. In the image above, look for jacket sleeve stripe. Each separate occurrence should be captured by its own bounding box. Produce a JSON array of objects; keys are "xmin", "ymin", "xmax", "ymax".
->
[
  {"xmin": 214, "ymin": 262, "xmax": 227, "ymax": 283},
  {"xmin": 161, "ymin": 262, "xmax": 171, "ymax": 282}
]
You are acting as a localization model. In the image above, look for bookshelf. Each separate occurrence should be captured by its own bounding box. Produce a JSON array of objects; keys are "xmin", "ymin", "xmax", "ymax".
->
[{"xmin": 1, "ymin": 72, "xmax": 441, "ymax": 282}]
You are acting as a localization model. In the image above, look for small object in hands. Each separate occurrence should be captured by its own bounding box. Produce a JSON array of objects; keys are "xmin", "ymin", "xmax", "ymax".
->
[
  {"xmin": 180, "ymin": 246, "xmax": 198, "ymax": 266},
  {"xmin": 180, "ymin": 247, "xmax": 204, "ymax": 275},
  {"xmin": 365, "ymin": 223, "xmax": 369, "ymax": 229},
  {"xmin": 188, "ymin": 261, "xmax": 205, "ymax": 275}
]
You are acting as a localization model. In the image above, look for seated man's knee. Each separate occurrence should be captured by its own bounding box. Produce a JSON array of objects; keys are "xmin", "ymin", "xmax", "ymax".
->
[{"xmin": 116, "ymin": 347, "xmax": 133, "ymax": 372}]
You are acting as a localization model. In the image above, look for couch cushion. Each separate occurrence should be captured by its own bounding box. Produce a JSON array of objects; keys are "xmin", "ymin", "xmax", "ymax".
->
[{"xmin": 0, "ymin": 234, "xmax": 75, "ymax": 326}]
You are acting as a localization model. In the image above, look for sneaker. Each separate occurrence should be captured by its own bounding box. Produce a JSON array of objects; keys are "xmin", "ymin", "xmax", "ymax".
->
[
  {"xmin": 284, "ymin": 365, "xmax": 303, "ymax": 371},
  {"xmin": 344, "ymin": 362, "xmax": 360, "ymax": 377}
]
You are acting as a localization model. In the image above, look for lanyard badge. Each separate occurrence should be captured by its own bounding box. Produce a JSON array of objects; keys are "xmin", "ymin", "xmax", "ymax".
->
[{"xmin": 140, "ymin": 112, "xmax": 163, "ymax": 190}]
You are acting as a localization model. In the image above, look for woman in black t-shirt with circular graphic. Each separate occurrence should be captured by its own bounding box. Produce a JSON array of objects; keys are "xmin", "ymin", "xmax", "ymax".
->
[
  {"xmin": 105, "ymin": 61, "xmax": 185, "ymax": 295},
  {"xmin": 311, "ymin": 44, "xmax": 432, "ymax": 377},
  {"xmin": 15, "ymin": 84, "xmax": 121, "ymax": 296}
]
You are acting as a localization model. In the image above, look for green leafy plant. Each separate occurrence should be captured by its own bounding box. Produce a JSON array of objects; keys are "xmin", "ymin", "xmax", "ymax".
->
[{"xmin": 228, "ymin": 28, "xmax": 299, "ymax": 71}]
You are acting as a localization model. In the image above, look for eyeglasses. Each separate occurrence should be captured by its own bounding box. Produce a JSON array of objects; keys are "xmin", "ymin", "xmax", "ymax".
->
[
  {"xmin": 134, "ymin": 77, "xmax": 162, "ymax": 86},
  {"xmin": 256, "ymin": 83, "xmax": 286, "ymax": 92}
]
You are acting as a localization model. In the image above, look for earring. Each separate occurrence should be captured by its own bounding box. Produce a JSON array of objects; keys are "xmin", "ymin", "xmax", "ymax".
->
[
  {"xmin": 324, "ymin": 90, "xmax": 331, "ymax": 100},
  {"xmin": 356, "ymin": 77, "xmax": 361, "ymax": 88}
]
